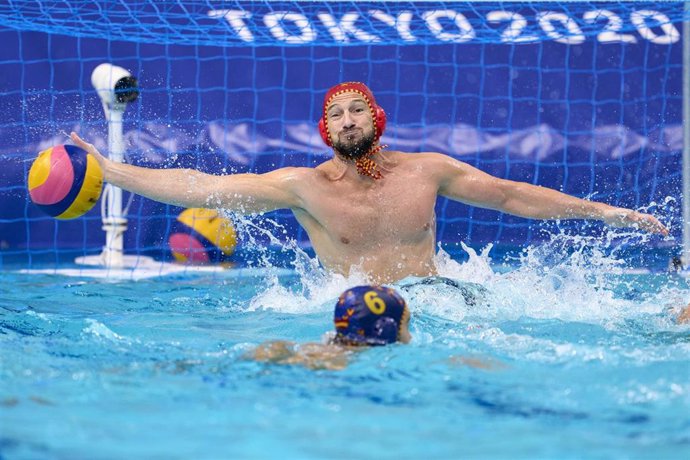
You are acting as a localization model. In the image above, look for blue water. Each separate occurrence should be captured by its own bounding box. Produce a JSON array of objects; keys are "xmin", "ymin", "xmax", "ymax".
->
[{"xmin": 1, "ymin": 240, "xmax": 690, "ymax": 459}]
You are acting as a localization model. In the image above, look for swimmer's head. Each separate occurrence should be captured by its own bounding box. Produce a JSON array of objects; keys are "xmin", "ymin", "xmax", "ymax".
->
[
  {"xmin": 318, "ymin": 82, "xmax": 387, "ymax": 154},
  {"xmin": 333, "ymin": 285, "xmax": 411, "ymax": 346}
]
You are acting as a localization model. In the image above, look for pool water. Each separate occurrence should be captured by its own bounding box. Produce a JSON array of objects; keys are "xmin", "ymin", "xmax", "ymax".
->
[{"xmin": 1, "ymin": 238, "xmax": 690, "ymax": 459}]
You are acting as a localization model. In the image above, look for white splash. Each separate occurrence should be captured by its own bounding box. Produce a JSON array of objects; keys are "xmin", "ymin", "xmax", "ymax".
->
[
  {"xmin": 82, "ymin": 318, "xmax": 130, "ymax": 343},
  {"xmin": 218, "ymin": 206, "xmax": 683, "ymax": 329}
]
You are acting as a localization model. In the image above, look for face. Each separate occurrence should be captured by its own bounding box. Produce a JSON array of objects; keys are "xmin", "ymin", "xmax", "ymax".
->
[{"xmin": 326, "ymin": 93, "xmax": 376, "ymax": 160}]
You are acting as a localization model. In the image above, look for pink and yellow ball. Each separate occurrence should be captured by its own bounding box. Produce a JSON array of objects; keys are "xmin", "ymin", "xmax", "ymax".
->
[
  {"xmin": 27, "ymin": 145, "xmax": 103, "ymax": 219},
  {"xmin": 168, "ymin": 208, "xmax": 237, "ymax": 264}
]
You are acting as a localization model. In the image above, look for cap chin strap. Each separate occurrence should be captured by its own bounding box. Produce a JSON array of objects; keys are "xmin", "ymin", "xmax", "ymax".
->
[{"xmin": 354, "ymin": 144, "xmax": 387, "ymax": 180}]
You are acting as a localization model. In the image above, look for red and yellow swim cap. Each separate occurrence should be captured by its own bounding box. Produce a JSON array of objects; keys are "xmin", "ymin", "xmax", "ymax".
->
[{"xmin": 318, "ymin": 82, "xmax": 387, "ymax": 148}]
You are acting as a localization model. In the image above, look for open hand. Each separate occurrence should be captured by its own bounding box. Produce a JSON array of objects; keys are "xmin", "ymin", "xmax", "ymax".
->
[
  {"xmin": 602, "ymin": 208, "xmax": 669, "ymax": 236},
  {"xmin": 70, "ymin": 132, "xmax": 108, "ymax": 170}
]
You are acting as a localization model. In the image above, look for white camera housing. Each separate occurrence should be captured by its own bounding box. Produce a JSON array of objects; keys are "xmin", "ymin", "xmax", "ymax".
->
[{"xmin": 91, "ymin": 63, "xmax": 139, "ymax": 111}]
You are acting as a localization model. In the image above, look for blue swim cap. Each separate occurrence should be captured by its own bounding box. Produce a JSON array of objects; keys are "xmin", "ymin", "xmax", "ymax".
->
[{"xmin": 333, "ymin": 285, "xmax": 408, "ymax": 346}]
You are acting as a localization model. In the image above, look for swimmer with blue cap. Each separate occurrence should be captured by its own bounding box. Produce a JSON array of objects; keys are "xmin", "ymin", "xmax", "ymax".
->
[
  {"xmin": 249, "ymin": 285, "xmax": 411, "ymax": 370},
  {"xmin": 332, "ymin": 285, "xmax": 411, "ymax": 346}
]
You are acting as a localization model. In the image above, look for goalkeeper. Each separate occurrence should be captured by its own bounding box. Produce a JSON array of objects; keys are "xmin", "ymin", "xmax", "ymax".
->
[{"xmin": 70, "ymin": 81, "xmax": 668, "ymax": 283}]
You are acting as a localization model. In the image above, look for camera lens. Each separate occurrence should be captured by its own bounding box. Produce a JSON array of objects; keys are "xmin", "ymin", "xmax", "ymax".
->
[{"xmin": 114, "ymin": 76, "xmax": 139, "ymax": 103}]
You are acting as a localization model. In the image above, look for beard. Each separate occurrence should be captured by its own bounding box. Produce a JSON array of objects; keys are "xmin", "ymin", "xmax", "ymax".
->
[{"xmin": 333, "ymin": 129, "xmax": 376, "ymax": 161}]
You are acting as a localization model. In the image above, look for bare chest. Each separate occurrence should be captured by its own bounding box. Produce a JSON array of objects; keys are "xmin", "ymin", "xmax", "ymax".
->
[{"xmin": 306, "ymin": 175, "xmax": 438, "ymax": 247}]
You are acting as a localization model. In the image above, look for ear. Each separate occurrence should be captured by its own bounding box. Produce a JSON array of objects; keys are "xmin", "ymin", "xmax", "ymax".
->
[{"xmin": 318, "ymin": 117, "xmax": 332, "ymax": 147}]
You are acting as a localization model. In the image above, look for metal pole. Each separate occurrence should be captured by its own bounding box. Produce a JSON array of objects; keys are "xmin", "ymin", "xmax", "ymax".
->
[
  {"xmin": 102, "ymin": 108, "xmax": 127, "ymax": 268},
  {"xmin": 681, "ymin": 2, "xmax": 690, "ymax": 268}
]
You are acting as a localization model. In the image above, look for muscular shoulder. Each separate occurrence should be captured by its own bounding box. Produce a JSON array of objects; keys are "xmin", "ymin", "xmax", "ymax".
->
[
  {"xmin": 262, "ymin": 166, "xmax": 315, "ymax": 180},
  {"xmin": 390, "ymin": 151, "xmax": 469, "ymax": 179},
  {"xmin": 408, "ymin": 151, "xmax": 464, "ymax": 167},
  {"xmin": 260, "ymin": 166, "xmax": 320, "ymax": 189}
]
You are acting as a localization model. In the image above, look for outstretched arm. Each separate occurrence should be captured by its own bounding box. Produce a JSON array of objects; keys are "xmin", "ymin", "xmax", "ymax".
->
[
  {"xmin": 433, "ymin": 154, "xmax": 668, "ymax": 235},
  {"xmin": 71, "ymin": 132, "xmax": 303, "ymax": 214},
  {"xmin": 248, "ymin": 340, "xmax": 350, "ymax": 370}
]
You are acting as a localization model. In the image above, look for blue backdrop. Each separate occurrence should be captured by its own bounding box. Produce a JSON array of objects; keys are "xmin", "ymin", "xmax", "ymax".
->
[{"xmin": 0, "ymin": 2, "xmax": 684, "ymax": 264}]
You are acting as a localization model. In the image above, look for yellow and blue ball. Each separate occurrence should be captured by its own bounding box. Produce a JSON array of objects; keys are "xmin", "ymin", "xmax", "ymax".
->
[
  {"xmin": 27, "ymin": 145, "xmax": 103, "ymax": 219},
  {"xmin": 168, "ymin": 208, "xmax": 237, "ymax": 264}
]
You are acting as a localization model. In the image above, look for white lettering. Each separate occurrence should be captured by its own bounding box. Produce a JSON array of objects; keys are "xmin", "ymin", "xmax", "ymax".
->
[
  {"xmin": 205, "ymin": 7, "xmax": 682, "ymax": 46},
  {"xmin": 422, "ymin": 10, "xmax": 475, "ymax": 43},
  {"xmin": 264, "ymin": 12, "xmax": 316, "ymax": 44},
  {"xmin": 630, "ymin": 10, "xmax": 680, "ymax": 45},
  {"xmin": 583, "ymin": 10, "xmax": 637, "ymax": 44},
  {"xmin": 487, "ymin": 11, "xmax": 538, "ymax": 43},
  {"xmin": 537, "ymin": 11, "xmax": 585, "ymax": 44},
  {"xmin": 369, "ymin": 10, "xmax": 416, "ymax": 42},
  {"xmin": 207, "ymin": 10, "xmax": 254, "ymax": 42},
  {"xmin": 318, "ymin": 13, "xmax": 380, "ymax": 42}
]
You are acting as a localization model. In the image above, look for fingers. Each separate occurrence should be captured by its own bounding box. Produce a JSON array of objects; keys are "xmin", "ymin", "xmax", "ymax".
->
[
  {"xmin": 629, "ymin": 211, "xmax": 669, "ymax": 236},
  {"xmin": 69, "ymin": 132, "xmax": 111, "ymax": 176},
  {"xmin": 70, "ymin": 132, "xmax": 107, "ymax": 163},
  {"xmin": 605, "ymin": 208, "xmax": 669, "ymax": 236},
  {"xmin": 70, "ymin": 131, "xmax": 93, "ymax": 152},
  {"xmin": 649, "ymin": 218, "xmax": 669, "ymax": 236}
]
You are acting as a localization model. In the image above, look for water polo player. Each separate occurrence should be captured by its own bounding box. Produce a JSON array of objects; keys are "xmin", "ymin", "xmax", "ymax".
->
[
  {"xmin": 249, "ymin": 285, "xmax": 411, "ymax": 370},
  {"xmin": 332, "ymin": 285, "xmax": 411, "ymax": 346},
  {"xmin": 71, "ymin": 81, "xmax": 667, "ymax": 283}
]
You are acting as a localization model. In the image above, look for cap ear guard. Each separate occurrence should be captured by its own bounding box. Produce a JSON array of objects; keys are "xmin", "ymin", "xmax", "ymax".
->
[
  {"xmin": 372, "ymin": 316, "xmax": 399, "ymax": 344},
  {"xmin": 318, "ymin": 116, "xmax": 332, "ymax": 147},
  {"xmin": 373, "ymin": 106, "xmax": 387, "ymax": 141}
]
